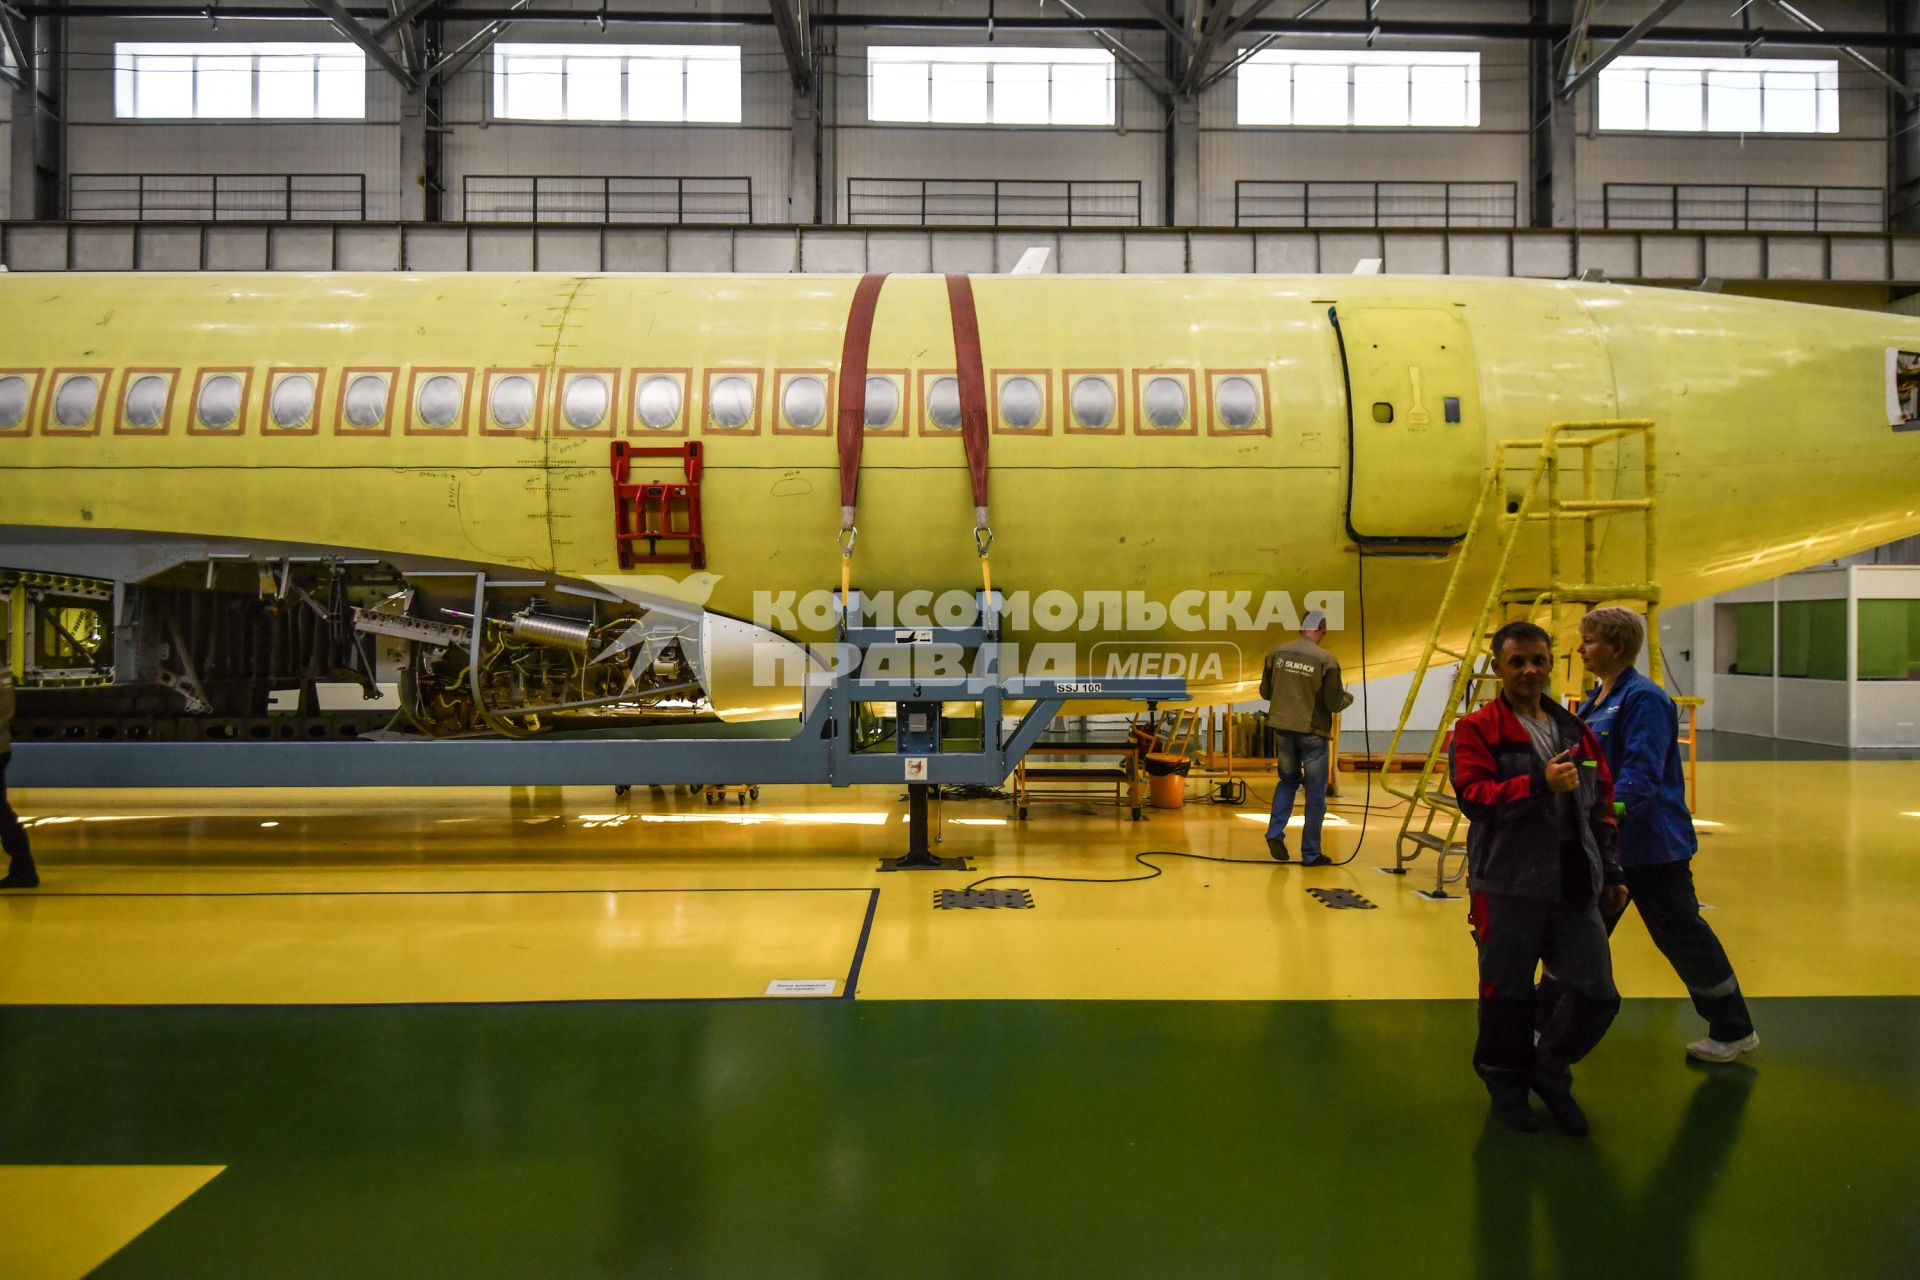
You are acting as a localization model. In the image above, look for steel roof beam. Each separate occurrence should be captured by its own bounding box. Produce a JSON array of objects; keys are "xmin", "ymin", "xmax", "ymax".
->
[
  {"xmin": 1195, "ymin": 0, "xmax": 1333, "ymax": 94},
  {"xmin": 1048, "ymin": 0, "xmax": 1176, "ymax": 103},
  {"xmin": 374, "ymin": 0, "xmax": 440, "ymax": 39},
  {"xmin": 302, "ymin": 0, "xmax": 416, "ymax": 91},
  {"xmin": 768, "ymin": 0, "xmax": 811, "ymax": 94},
  {"xmin": 422, "ymin": 0, "xmax": 527, "ymax": 84},
  {"xmin": 1559, "ymin": 0, "xmax": 1684, "ymax": 100},
  {"xmin": 1767, "ymin": 0, "xmax": 1916, "ymax": 104},
  {"xmin": 14, "ymin": 6, "xmax": 1920, "ymax": 52}
]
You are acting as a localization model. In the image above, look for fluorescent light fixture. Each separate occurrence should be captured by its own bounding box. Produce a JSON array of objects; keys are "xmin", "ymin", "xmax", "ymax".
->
[
  {"xmin": 1691, "ymin": 818, "xmax": 1724, "ymax": 828},
  {"xmin": 259, "ymin": 821, "xmax": 279, "ymax": 828}
]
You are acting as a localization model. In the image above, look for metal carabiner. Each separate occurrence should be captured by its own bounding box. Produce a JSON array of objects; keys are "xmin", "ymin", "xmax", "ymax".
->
[
  {"xmin": 839, "ymin": 526, "xmax": 858, "ymax": 558},
  {"xmin": 974, "ymin": 525, "xmax": 994, "ymax": 558}
]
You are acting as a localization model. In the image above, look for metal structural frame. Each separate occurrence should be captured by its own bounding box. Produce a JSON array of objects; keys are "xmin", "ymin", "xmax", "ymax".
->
[
  {"xmin": 6, "ymin": 219, "xmax": 1917, "ymax": 285},
  {"xmin": 10, "ymin": 585, "xmax": 1186, "ymax": 867},
  {"xmin": 1377, "ymin": 419, "xmax": 1661, "ymax": 900}
]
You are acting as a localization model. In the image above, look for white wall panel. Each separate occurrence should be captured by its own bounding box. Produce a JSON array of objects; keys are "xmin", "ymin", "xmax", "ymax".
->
[
  {"xmin": 1853, "ymin": 683, "xmax": 1920, "ymax": 747},
  {"xmin": 1711, "ymin": 674, "xmax": 1775, "ymax": 737},
  {"xmin": 1571, "ymin": 0, "xmax": 1892, "ymax": 229},
  {"xmin": 62, "ymin": 17, "xmax": 405, "ymax": 218},
  {"xmin": 825, "ymin": 27, "xmax": 1166, "ymax": 226},
  {"xmin": 436, "ymin": 20, "xmax": 793, "ymax": 224},
  {"xmin": 1197, "ymin": 25, "xmax": 1532, "ymax": 228}
]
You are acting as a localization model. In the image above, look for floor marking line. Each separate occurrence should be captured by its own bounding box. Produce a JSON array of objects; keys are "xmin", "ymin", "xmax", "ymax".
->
[
  {"xmin": 842, "ymin": 887, "xmax": 881, "ymax": 1000},
  {"xmin": 0, "ymin": 995, "xmax": 857, "ymax": 1011},
  {"xmin": 10, "ymin": 886, "xmax": 877, "ymax": 900}
]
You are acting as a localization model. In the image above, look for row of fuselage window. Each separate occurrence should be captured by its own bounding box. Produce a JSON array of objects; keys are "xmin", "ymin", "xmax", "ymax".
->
[{"xmin": 0, "ymin": 365, "xmax": 1275, "ymax": 438}]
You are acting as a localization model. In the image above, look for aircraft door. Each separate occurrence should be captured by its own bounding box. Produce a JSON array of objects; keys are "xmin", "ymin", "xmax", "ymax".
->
[{"xmin": 1331, "ymin": 303, "xmax": 1483, "ymax": 543}]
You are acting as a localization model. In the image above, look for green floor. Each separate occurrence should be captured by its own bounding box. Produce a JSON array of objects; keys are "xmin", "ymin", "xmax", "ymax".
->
[{"xmin": 2, "ymin": 998, "xmax": 1914, "ymax": 1279}]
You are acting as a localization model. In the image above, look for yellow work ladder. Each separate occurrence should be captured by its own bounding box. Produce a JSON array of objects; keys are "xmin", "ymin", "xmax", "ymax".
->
[{"xmin": 1378, "ymin": 419, "xmax": 1664, "ymax": 899}]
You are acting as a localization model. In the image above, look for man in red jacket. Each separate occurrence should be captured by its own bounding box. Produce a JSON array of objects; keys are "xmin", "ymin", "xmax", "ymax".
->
[{"xmin": 1450, "ymin": 621, "xmax": 1628, "ymax": 1135}]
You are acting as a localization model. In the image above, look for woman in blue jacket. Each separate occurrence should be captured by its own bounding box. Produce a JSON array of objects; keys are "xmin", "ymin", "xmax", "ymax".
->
[{"xmin": 1575, "ymin": 608, "xmax": 1757, "ymax": 1063}]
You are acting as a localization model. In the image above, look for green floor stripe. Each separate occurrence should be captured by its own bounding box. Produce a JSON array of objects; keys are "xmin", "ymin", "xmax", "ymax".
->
[{"xmin": 0, "ymin": 998, "xmax": 1912, "ymax": 1279}]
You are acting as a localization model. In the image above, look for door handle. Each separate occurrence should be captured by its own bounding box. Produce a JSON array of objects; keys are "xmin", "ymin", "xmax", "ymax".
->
[{"xmin": 1406, "ymin": 365, "xmax": 1431, "ymax": 425}]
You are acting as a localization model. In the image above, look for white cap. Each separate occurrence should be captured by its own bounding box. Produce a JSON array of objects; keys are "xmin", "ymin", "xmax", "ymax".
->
[{"xmin": 1302, "ymin": 610, "xmax": 1327, "ymax": 631}]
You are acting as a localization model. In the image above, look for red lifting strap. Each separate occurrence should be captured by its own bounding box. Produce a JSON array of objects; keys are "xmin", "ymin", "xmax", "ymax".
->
[
  {"xmin": 944, "ymin": 273, "xmax": 992, "ymax": 528},
  {"xmin": 836, "ymin": 271, "xmax": 889, "ymax": 528}
]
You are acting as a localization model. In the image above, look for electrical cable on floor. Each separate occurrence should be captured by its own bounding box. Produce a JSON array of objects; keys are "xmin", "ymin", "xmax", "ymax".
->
[
  {"xmin": 963, "ymin": 557, "xmax": 1388, "ymax": 893},
  {"xmin": 963, "ymin": 848, "xmax": 1286, "ymax": 893},
  {"xmin": 962, "ymin": 539, "xmax": 1395, "ymax": 892}
]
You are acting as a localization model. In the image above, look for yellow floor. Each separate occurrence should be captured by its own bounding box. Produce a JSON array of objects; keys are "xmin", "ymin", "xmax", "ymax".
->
[
  {"xmin": 0, "ymin": 1166, "xmax": 224, "ymax": 1280},
  {"xmin": 5, "ymin": 761, "xmax": 1917, "ymax": 1004}
]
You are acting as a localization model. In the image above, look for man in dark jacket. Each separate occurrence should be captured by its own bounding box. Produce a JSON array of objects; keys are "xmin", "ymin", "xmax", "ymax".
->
[
  {"xmin": 1451, "ymin": 620, "xmax": 1626, "ymax": 1135},
  {"xmin": 1574, "ymin": 607, "xmax": 1756, "ymax": 1063},
  {"xmin": 0, "ymin": 671, "xmax": 37, "ymax": 890},
  {"xmin": 1258, "ymin": 610, "xmax": 1353, "ymax": 866}
]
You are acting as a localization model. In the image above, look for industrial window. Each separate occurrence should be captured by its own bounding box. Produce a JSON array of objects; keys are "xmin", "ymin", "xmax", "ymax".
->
[
  {"xmin": 48, "ymin": 371, "xmax": 108, "ymax": 434},
  {"xmin": 1207, "ymin": 371, "xmax": 1269, "ymax": 435},
  {"xmin": 191, "ymin": 369, "xmax": 250, "ymax": 435},
  {"xmin": 1722, "ymin": 602, "xmax": 1774, "ymax": 676},
  {"xmin": 863, "ymin": 373, "xmax": 906, "ymax": 434},
  {"xmin": 922, "ymin": 373, "xmax": 963, "ymax": 432},
  {"xmin": 118, "ymin": 370, "xmax": 177, "ymax": 434},
  {"xmin": 1065, "ymin": 373, "xmax": 1121, "ymax": 433},
  {"xmin": 0, "ymin": 373, "xmax": 37, "ymax": 433},
  {"xmin": 630, "ymin": 371, "xmax": 689, "ymax": 436},
  {"xmin": 703, "ymin": 370, "xmax": 762, "ymax": 433},
  {"xmin": 868, "ymin": 46, "xmax": 1115, "ymax": 126},
  {"xmin": 1778, "ymin": 600, "xmax": 1847, "ymax": 680},
  {"xmin": 114, "ymin": 43, "xmax": 366, "ymax": 120},
  {"xmin": 559, "ymin": 371, "xmax": 616, "ymax": 434},
  {"xmin": 478, "ymin": 368, "xmax": 544, "ymax": 435},
  {"xmin": 775, "ymin": 372, "xmax": 832, "ymax": 434},
  {"xmin": 1887, "ymin": 350, "xmax": 1920, "ymax": 429},
  {"xmin": 492, "ymin": 43, "xmax": 742, "ymax": 123},
  {"xmin": 1237, "ymin": 50, "xmax": 1479, "ymax": 127},
  {"xmin": 1858, "ymin": 600, "xmax": 1920, "ymax": 680},
  {"xmin": 993, "ymin": 371, "xmax": 1050, "ymax": 434},
  {"xmin": 406, "ymin": 369, "xmax": 472, "ymax": 435},
  {"xmin": 1597, "ymin": 56, "xmax": 1838, "ymax": 134},
  {"xmin": 265, "ymin": 370, "xmax": 322, "ymax": 434},
  {"xmin": 1133, "ymin": 370, "xmax": 1195, "ymax": 434}
]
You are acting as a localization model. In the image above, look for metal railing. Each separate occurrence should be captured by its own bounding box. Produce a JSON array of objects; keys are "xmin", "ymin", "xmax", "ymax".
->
[
  {"xmin": 462, "ymin": 176, "xmax": 754, "ymax": 224},
  {"xmin": 1234, "ymin": 180, "xmax": 1519, "ymax": 228},
  {"xmin": 68, "ymin": 173, "xmax": 367, "ymax": 222},
  {"xmin": 1603, "ymin": 183, "xmax": 1885, "ymax": 232},
  {"xmin": 847, "ymin": 178, "xmax": 1142, "ymax": 227}
]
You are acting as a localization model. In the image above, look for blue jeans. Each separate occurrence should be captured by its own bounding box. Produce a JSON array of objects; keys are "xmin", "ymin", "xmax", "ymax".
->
[{"xmin": 1266, "ymin": 730, "xmax": 1329, "ymax": 858}]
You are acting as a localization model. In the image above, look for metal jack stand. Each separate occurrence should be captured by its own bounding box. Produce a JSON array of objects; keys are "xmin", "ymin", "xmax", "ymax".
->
[
  {"xmin": 881, "ymin": 782, "xmax": 970, "ymax": 873},
  {"xmin": 837, "ymin": 588, "xmax": 1179, "ymax": 872}
]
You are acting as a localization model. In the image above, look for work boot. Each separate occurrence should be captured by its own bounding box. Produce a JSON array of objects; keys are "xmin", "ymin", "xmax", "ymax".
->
[
  {"xmin": 1266, "ymin": 838, "xmax": 1290, "ymax": 862},
  {"xmin": 1487, "ymin": 1087, "xmax": 1540, "ymax": 1133},
  {"xmin": 0, "ymin": 856, "xmax": 38, "ymax": 890},
  {"xmin": 1531, "ymin": 1083, "xmax": 1589, "ymax": 1137}
]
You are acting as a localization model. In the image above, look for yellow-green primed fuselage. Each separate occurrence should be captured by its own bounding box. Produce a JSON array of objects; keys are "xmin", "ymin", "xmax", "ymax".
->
[{"xmin": 3, "ymin": 271, "xmax": 1918, "ymax": 710}]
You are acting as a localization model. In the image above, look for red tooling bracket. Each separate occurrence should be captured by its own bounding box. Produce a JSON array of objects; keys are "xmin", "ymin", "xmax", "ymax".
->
[{"xmin": 611, "ymin": 440, "xmax": 706, "ymax": 570}]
